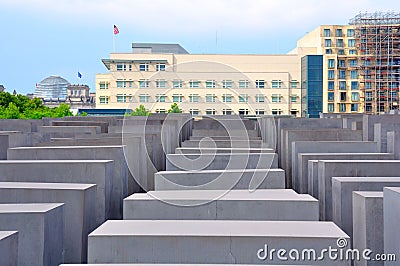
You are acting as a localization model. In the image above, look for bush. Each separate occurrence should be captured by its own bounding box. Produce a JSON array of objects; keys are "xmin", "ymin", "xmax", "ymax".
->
[
  {"xmin": 128, "ymin": 104, "xmax": 150, "ymax": 116},
  {"xmin": 168, "ymin": 103, "xmax": 182, "ymax": 113}
]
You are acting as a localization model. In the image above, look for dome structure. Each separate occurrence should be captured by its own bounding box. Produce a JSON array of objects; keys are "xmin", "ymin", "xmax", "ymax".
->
[{"xmin": 34, "ymin": 75, "xmax": 70, "ymax": 100}]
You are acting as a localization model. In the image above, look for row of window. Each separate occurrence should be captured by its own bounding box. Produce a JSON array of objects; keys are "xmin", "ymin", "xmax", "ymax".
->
[
  {"xmin": 327, "ymin": 103, "xmax": 359, "ymax": 112},
  {"xmin": 324, "ymin": 28, "xmax": 355, "ymax": 38},
  {"xmin": 99, "ymin": 94, "xmax": 299, "ymax": 104},
  {"xmin": 116, "ymin": 63, "xmax": 166, "ymax": 72},
  {"xmin": 325, "ymin": 49, "xmax": 358, "ymax": 55},
  {"xmin": 327, "ymin": 59, "xmax": 359, "ymax": 69},
  {"xmin": 152, "ymin": 108, "xmax": 296, "ymax": 116},
  {"xmin": 327, "ymin": 69, "xmax": 360, "ymax": 81},
  {"xmin": 327, "ymin": 92, "xmax": 360, "ymax": 102},
  {"xmin": 327, "ymin": 80, "xmax": 359, "ymax": 90},
  {"xmin": 100, "ymin": 80, "xmax": 299, "ymax": 89},
  {"xmin": 324, "ymin": 38, "xmax": 356, "ymax": 48}
]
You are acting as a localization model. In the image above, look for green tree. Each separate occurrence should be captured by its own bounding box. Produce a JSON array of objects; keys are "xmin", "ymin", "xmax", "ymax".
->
[
  {"xmin": 129, "ymin": 104, "xmax": 150, "ymax": 116},
  {"xmin": 168, "ymin": 103, "xmax": 182, "ymax": 113},
  {"xmin": 0, "ymin": 102, "xmax": 21, "ymax": 119}
]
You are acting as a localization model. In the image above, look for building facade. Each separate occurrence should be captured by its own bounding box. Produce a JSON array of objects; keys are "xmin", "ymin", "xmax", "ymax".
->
[{"xmin": 96, "ymin": 44, "xmax": 302, "ymax": 116}]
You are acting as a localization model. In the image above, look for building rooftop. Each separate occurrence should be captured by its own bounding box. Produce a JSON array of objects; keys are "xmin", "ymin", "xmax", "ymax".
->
[{"xmin": 131, "ymin": 43, "xmax": 189, "ymax": 54}]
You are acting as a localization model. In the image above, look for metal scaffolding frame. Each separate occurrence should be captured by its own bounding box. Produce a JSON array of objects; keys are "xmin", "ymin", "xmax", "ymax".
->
[{"xmin": 350, "ymin": 12, "xmax": 400, "ymax": 114}]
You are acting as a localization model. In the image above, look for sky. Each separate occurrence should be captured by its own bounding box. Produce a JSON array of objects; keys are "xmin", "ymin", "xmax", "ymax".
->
[{"xmin": 1, "ymin": 0, "xmax": 399, "ymax": 95}]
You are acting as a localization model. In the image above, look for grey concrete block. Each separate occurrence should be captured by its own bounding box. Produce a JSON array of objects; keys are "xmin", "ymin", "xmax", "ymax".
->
[
  {"xmin": 181, "ymin": 139, "xmax": 264, "ymax": 148},
  {"xmin": 51, "ymin": 121, "xmax": 109, "ymax": 133},
  {"xmin": 308, "ymin": 160, "xmax": 319, "ymax": 197},
  {"xmin": 88, "ymin": 220, "xmax": 349, "ymax": 265},
  {"xmin": 331, "ymin": 177, "xmax": 400, "ymax": 238},
  {"xmin": 123, "ymin": 189, "xmax": 318, "ymax": 221},
  {"xmin": 192, "ymin": 129, "xmax": 259, "ymax": 138},
  {"xmin": 175, "ymin": 147, "xmax": 274, "ymax": 154},
  {"xmin": 0, "ymin": 182, "xmax": 97, "ymax": 263},
  {"xmin": 0, "ymin": 203, "xmax": 64, "ymax": 266},
  {"xmin": 0, "ymin": 119, "xmax": 43, "ymax": 133},
  {"xmin": 0, "ymin": 160, "xmax": 113, "ymax": 224},
  {"xmin": 0, "ymin": 231, "xmax": 18, "ymax": 266},
  {"xmin": 166, "ymin": 153, "xmax": 278, "ymax": 171},
  {"xmin": 155, "ymin": 169, "xmax": 285, "ymax": 190},
  {"xmin": 383, "ymin": 187, "xmax": 400, "ymax": 266},
  {"xmin": 318, "ymin": 160, "xmax": 400, "ymax": 221},
  {"xmin": 297, "ymin": 152, "xmax": 392, "ymax": 194},
  {"xmin": 352, "ymin": 191, "xmax": 383, "ymax": 266},
  {"xmin": 8, "ymin": 145, "xmax": 130, "ymax": 218}
]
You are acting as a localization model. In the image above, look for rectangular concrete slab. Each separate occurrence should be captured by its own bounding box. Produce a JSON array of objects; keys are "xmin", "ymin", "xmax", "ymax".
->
[
  {"xmin": 0, "ymin": 182, "xmax": 97, "ymax": 263},
  {"xmin": 0, "ymin": 231, "xmax": 18, "ymax": 266},
  {"xmin": 0, "ymin": 203, "xmax": 64, "ymax": 266},
  {"xmin": 166, "ymin": 153, "xmax": 278, "ymax": 171},
  {"xmin": 383, "ymin": 187, "xmax": 400, "ymax": 266},
  {"xmin": 297, "ymin": 152, "xmax": 393, "ymax": 194},
  {"xmin": 308, "ymin": 160, "xmax": 319, "ymax": 197},
  {"xmin": 155, "ymin": 169, "xmax": 285, "ymax": 190},
  {"xmin": 352, "ymin": 191, "xmax": 383, "ymax": 266},
  {"xmin": 7, "ymin": 146, "xmax": 128, "ymax": 218},
  {"xmin": 88, "ymin": 220, "xmax": 349, "ymax": 265},
  {"xmin": 181, "ymin": 139, "xmax": 264, "ymax": 148},
  {"xmin": 0, "ymin": 160, "xmax": 113, "ymax": 224},
  {"xmin": 332, "ymin": 177, "xmax": 400, "ymax": 238},
  {"xmin": 318, "ymin": 160, "xmax": 400, "ymax": 221},
  {"xmin": 175, "ymin": 147, "xmax": 275, "ymax": 154},
  {"xmin": 123, "ymin": 189, "xmax": 318, "ymax": 221}
]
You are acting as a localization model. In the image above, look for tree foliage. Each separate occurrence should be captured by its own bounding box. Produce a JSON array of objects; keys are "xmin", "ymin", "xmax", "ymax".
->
[
  {"xmin": 0, "ymin": 92, "xmax": 73, "ymax": 119},
  {"xmin": 168, "ymin": 103, "xmax": 182, "ymax": 113},
  {"xmin": 127, "ymin": 104, "xmax": 150, "ymax": 116}
]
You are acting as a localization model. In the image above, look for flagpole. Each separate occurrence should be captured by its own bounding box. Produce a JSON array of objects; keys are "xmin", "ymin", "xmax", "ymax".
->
[{"xmin": 113, "ymin": 32, "xmax": 116, "ymax": 53}]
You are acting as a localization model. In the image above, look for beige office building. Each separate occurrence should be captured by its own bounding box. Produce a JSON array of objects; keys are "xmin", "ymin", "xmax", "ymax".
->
[{"xmin": 96, "ymin": 44, "xmax": 302, "ymax": 116}]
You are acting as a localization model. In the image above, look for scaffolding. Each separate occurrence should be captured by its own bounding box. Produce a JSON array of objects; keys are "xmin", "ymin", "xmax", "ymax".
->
[{"xmin": 349, "ymin": 12, "xmax": 400, "ymax": 114}]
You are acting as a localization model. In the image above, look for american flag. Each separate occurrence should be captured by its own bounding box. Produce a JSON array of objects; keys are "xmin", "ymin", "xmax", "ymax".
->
[{"xmin": 114, "ymin": 25, "xmax": 119, "ymax": 35}]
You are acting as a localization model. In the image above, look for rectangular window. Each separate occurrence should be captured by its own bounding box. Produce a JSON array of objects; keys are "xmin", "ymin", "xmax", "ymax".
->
[
  {"xmin": 173, "ymin": 94, "xmax": 183, "ymax": 103},
  {"xmin": 351, "ymin": 103, "xmax": 358, "ymax": 112},
  {"xmin": 350, "ymin": 70, "xmax": 358, "ymax": 79},
  {"xmin": 337, "ymin": 39, "xmax": 344, "ymax": 47},
  {"xmin": 139, "ymin": 79, "xmax": 149, "ymax": 88},
  {"xmin": 339, "ymin": 81, "xmax": 347, "ymax": 90},
  {"xmin": 328, "ymin": 59, "xmax": 335, "ymax": 69},
  {"xmin": 347, "ymin": 29, "xmax": 355, "ymax": 37},
  {"xmin": 350, "ymin": 60, "xmax": 357, "ymax": 67},
  {"xmin": 255, "ymin": 94, "xmax": 265, "ymax": 103},
  {"xmin": 139, "ymin": 63, "xmax": 149, "ymax": 72},
  {"xmin": 156, "ymin": 109, "xmax": 166, "ymax": 114},
  {"xmin": 336, "ymin": 29, "xmax": 343, "ymax": 37},
  {"xmin": 190, "ymin": 80, "xmax": 199, "ymax": 88},
  {"xmin": 189, "ymin": 94, "xmax": 199, "ymax": 103},
  {"xmin": 338, "ymin": 49, "xmax": 345, "ymax": 55},
  {"xmin": 338, "ymin": 60, "xmax": 346, "ymax": 68},
  {"xmin": 328, "ymin": 92, "xmax": 334, "ymax": 101},
  {"xmin": 291, "ymin": 95, "xmax": 297, "ymax": 103},
  {"xmin": 351, "ymin": 92, "xmax": 359, "ymax": 101},
  {"xmin": 256, "ymin": 80, "xmax": 265, "ymax": 88},
  {"xmin": 116, "ymin": 94, "xmax": 127, "ymax": 103},
  {"xmin": 206, "ymin": 80, "xmax": 216, "ymax": 88},
  {"xmin": 256, "ymin": 109, "xmax": 265, "ymax": 115},
  {"xmin": 223, "ymin": 80, "xmax": 233, "ymax": 88},
  {"xmin": 365, "ymin": 82, "xmax": 372, "ymax": 90},
  {"xmin": 348, "ymin": 39, "xmax": 356, "ymax": 47},
  {"xmin": 156, "ymin": 63, "xmax": 166, "ymax": 71},
  {"xmin": 116, "ymin": 64, "xmax": 126, "ymax": 71},
  {"xmin": 206, "ymin": 94, "xmax": 216, "ymax": 103},
  {"xmin": 139, "ymin": 94, "xmax": 149, "ymax": 103},
  {"xmin": 339, "ymin": 103, "xmax": 346, "ymax": 112},
  {"xmin": 223, "ymin": 109, "xmax": 233, "ymax": 115},
  {"xmin": 238, "ymin": 109, "xmax": 249, "ymax": 115},
  {"xmin": 190, "ymin": 109, "xmax": 199, "ymax": 116},
  {"xmin": 340, "ymin": 92, "xmax": 347, "ymax": 101},
  {"xmin": 239, "ymin": 80, "xmax": 249, "ymax": 88},
  {"xmin": 99, "ymin": 82, "xmax": 108, "ymax": 90},
  {"xmin": 272, "ymin": 94, "xmax": 281, "ymax": 103},
  {"xmin": 173, "ymin": 80, "xmax": 183, "ymax": 88},
  {"xmin": 328, "ymin": 81, "xmax": 335, "ymax": 91},
  {"xmin": 339, "ymin": 70, "xmax": 346, "ymax": 79},
  {"xmin": 290, "ymin": 80, "xmax": 298, "ymax": 88},
  {"xmin": 239, "ymin": 94, "xmax": 248, "ymax": 103},
  {"xmin": 222, "ymin": 94, "xmax": 232, "ymax": 103},
  {"xmin": 271, "ymin": 80, "xmax": 282, "ymax": 88},
  {"xmin": 349, "ymin": 50, "xmax": 357, "ymax": 55},
  {"xmin": 365, "ymin": 91, "xmax": 373, "ymax": 101},
  {"xmin": 328, "ymin": 103, "xmax": 334, "ymax": 112},
  {"xmin": 328, "ymin": 70, "xmax": 335, "ymax": 79},
  {"xmin": 206, "ymin": 109, "xmax": 216, "ymax": 115},
  {"xmin": 116, "ymin": 80, "xmax": 126, "ymax": 88},
  {"xmin": 156, "ymin": 80, "xmax": 166, "ymax": 88},
  {"xmin": 351, "ymin": 81, "xmax": 359, "ymax": 90},
  {"xmin": 324, "ymin": 39, "xmax": 332, "ymax": 47},
  {"xmin": 272, "ymin": 109, "xmax": 282, "ymax": 115},
  {"xmin": 99, "ymin": 96, "xmax": 108, "ymax": 104},
  {"xmin": 324, "ymin": 29, "xmax": 331, "ymax": 37},
  {"xmin": 129, "ymin": 64, "xmax": 132, "ymax": 71},
  {"xmin": 156, "ymin": 94, "xmax": 166, "ymax": 102},
  {"xmin": 326, "ymin": 49, "xmax": 333, "ymax": 54}
]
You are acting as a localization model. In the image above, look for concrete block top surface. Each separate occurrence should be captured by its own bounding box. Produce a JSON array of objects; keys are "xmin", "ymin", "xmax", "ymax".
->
[
  {"xmin": 320, "ymin": 160, "xmax": 400, "ymax": 163},
  {"xmin": 300, "ymin": 153, "xmax": 390, "ymax": 156},
  {"xmin": 333, "ymin": 177, "xmax": 400, "ymax": 182},
  {"xmin": 157, "ymin": 169, "xmax": 284, "ymax": 174},
  {"xmin": 0, "ymin": 231, "xmax": 18, "ymax": 240},
  {"xmin": 384, "ymin": 187, "xmax": 400, "ymax": 194},
  {"xmin": 8, "ymin": 145, "xmax": 125, "ymax": 150},
  {"xmin": 125, "ymin": 189, "xmax": 309, "ymax": 201},
  {"xmin": 0, "ymin": 203, "xmax": 64, "ymax": 213},
  {"xmin": 0, "ymin": 160, "xmax": 113, "ymax": 164},
  {"xmin": 90, "ymin": 220, "xmax": 348, "ymax": 238},
  {"xmin": 353, "ymin": 191, "xmax": 384, "ymax": 198},
  {"xmin": 0, "ymin": 182, "xmax": 96, "ymax": 190}
]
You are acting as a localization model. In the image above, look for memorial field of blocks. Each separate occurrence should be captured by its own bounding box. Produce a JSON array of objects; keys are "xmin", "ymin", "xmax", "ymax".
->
[{"xmin": 0, "ymin": 113, "xmax": 399, "ymax": 265}]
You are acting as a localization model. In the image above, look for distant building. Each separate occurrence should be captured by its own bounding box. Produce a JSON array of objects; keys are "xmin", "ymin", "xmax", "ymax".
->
[
  {"xmin": 34, "ymin": 76, "xmax": 70, "ymax": 100},
  {"xmin": 0, "ymin": 85, "xmax": 5, "ymax": 92},
  {"xmin": 66, "ymin": 84, "xmax": 95, "ymax": 109}
]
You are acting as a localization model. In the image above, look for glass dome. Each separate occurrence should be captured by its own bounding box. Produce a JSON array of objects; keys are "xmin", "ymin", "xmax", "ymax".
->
[{"xmin": 34, "ymin": 75, "xmax": 70, "ymax": 100}]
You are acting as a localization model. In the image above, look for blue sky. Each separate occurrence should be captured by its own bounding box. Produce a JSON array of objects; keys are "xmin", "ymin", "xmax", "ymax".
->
[{"xmin": 1, "ymin": 0, "xmax": 399, "ymax": 94}]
